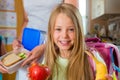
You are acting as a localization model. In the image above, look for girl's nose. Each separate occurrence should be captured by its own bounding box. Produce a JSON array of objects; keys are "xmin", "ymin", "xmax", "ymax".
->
[{"xmin": 62, "ymin": 30, "xmax": 68, "ymax": 38}]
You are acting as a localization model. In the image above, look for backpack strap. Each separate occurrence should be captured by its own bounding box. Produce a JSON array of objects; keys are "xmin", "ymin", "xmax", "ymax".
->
[{"xmin": 85, "ymin": 50, "xmax": 108, "ymax": 80}]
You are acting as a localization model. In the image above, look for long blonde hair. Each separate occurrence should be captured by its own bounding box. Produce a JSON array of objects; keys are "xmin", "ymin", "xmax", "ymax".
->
[{"xmin": 45, "ymin": 3, "xmax": 93, "ymax": 80}]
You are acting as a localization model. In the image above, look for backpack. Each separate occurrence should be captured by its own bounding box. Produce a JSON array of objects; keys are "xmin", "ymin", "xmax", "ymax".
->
[
  {"xmin": 85, "ymin": 37, "xmax": 120, "ymax": 80},
  {"xmin": 85, "ymin": 50, "xmax": 108, "ymax": 80}
]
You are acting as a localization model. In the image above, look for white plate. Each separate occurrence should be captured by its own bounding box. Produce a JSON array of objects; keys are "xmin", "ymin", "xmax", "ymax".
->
[{"xmin": 0, "ymin": 48, "xmax": 29, "ymax": 74}]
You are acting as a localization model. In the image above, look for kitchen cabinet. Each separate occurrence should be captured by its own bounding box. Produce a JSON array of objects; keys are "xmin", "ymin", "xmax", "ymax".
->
[{"xmin": 92, "ymin": 0, "xmax": 120, "ymax": 19}]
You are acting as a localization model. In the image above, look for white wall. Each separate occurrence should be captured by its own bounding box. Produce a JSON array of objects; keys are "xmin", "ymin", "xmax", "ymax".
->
[{"xmin": 79, "ymin": 0, "xmax": 87, "ymax": 35}]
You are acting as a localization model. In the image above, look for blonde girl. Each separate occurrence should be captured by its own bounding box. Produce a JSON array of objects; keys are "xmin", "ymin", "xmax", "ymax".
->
[{"xmin": 45, "ymin": 3, "xmax": 93, "ymax": 80}]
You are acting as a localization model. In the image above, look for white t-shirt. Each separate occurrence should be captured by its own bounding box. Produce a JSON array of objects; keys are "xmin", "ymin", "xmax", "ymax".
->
[
  {"xmin": 16, "ymin": 0, "xmax": 63, "ymax": 80},
  {"xmin": 23, "ymin": 0, "xmax": 63, "ymax": 32}
]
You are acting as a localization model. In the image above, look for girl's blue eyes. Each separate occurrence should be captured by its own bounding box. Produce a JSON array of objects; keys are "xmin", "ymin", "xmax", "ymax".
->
[
  {"xmin": 55, "ymin": 28, "xmax": 74, "ymax": 32},
  {"xmin": 55, "ymin": 28, "xmax": 61, "ymax": 31},
  {"xmin": 69, "ymin": 28, "xmax": 74, "ymax": 32}
]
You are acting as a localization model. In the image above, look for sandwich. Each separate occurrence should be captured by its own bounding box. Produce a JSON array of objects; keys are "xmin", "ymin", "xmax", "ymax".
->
[{"xmin": 1, "ymin": 53, "xmax": 26, "ymax": 67}]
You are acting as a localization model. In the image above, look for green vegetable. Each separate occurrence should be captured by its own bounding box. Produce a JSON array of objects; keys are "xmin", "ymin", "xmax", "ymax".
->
[{"xmin": 18, "ymin": 52, "xmax": 26, "ymax": 58}]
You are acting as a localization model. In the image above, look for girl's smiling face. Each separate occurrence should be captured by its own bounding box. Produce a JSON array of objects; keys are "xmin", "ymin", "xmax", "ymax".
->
[{"xmin": 53, "ymin": 13, "xmax": 75, "ymax": 51}]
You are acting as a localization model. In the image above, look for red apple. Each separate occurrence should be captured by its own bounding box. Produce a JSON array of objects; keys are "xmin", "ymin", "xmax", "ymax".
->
[{"xmin": 29, "ymin": 63, "xmax": 50, "ymax": 80}]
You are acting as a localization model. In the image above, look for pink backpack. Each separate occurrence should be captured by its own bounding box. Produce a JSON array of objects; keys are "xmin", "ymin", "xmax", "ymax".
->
[{"xmin": 85, "ymin": 37, "xmax": 120, "ymax": 79}]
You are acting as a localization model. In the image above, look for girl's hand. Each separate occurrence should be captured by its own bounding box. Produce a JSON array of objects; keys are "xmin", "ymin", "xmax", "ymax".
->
[{"xmin": 21, "ymin": 45, "xmax": 45, "ymax": 66}]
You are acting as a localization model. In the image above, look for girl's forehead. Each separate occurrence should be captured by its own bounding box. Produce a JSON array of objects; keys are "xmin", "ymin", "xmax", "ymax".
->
[{"xmin": 55, "ymin": 13, "xmax": 73, "ymax": 23}]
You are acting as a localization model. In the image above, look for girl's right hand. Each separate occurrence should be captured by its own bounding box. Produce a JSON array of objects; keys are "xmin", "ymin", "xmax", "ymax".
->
[
  {"xmin": 12, "ymin": 39, "xmax": 23, "ymax": 50},
  {"xmin": 21, "ymin": 45, "xmax": 45, "ymax": 66}
]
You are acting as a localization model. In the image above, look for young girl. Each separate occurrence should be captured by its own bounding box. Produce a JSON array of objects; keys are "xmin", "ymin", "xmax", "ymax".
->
[{"xmin": 43, "ymin": 3, "xmax": 113, "ymax": 80}]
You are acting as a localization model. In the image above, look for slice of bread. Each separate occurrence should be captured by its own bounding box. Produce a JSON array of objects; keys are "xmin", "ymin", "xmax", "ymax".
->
[{"xmin": 2, "ymin": 53, "xmax": 22, "ymax": 67}]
